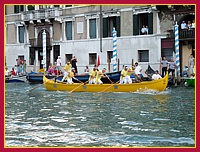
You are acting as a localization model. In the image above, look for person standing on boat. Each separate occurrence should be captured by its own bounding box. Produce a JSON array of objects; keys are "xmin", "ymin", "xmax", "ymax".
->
[
  {"xmin": 88, "ymin": 67, "xmax": 98, "ymax": 84},
  {"xmin": 125, "ymin": 66, "xmax": 135, "ymax": 84},
  {"xmin": 134, "ymin": 62, "xmax": 142, "ymax": 81},
  {"xmin": 168, "ymin": 58, "xmax": 176, "ymax": 77},
  {"xmin": 160, "ymin": 56, "xmax": 168, "ymax": 77},
  {"xmin": 71, "ymin": 56, "xmax": 78, "ymax": 74},
  {"xmin": 61, "ymin": 61, "xmax": 72, "ymax": 82},
  {"xmin": 152, "ymin": 70, "xmax": 162, "ymax": 80},
  {"xmin": 56, "ymin": 56, "xmax": 62, "ymax": 72},
  {"xmin": 95, "ymin": 68, "xmax": 107, "ymax": 84},
  {"xmin": 119, "ymin": 66, "xmax": 128, "ymax": 84}
]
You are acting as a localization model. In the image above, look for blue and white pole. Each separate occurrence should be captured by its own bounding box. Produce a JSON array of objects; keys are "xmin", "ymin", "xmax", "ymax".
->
[
  {"xmin": 175, "ymin": 22, "xmax": 180, "ymax": 79},
  {"xmin": 42, "ymin": 30, "xmax": 46, "ymax": 72},
  {"xmin": 112, "ymin": 27, "xmax": 117, "ymax": 72}
]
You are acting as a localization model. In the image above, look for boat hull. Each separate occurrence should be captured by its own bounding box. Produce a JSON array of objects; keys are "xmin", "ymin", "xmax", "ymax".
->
[
  {"xmin": 5, "ymin": 75, "xmax": 27, "ymax": 83},
  {"xmin": 43, "ymin": 73, "xmax": 168, "ymax": 92},
  {"xmin": 185, "ymin": 78, "xmax": 195, "ymax": 87}
]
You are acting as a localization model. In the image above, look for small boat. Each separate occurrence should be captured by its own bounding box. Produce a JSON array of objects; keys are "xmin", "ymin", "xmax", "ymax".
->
[
  {"xmin": 5, "ymin": 75, "xmax": 27, "ymax": 83},
  {"xmin": 185, "ymin": 78, "xmax": 195, "ymax": 87},
  {"xmin": 43, "ymin": 73, "xmax": 168, "ymax": 92}
]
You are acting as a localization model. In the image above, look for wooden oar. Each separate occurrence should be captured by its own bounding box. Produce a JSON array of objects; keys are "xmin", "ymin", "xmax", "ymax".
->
[
  {"xmin": 105, "ymin": 74, "xmax": 113, "ymax": 84},
  {"xmin": 100, "ymin": 80, "xmax": 120, "ymax": 93},
  {"xmin": 28, "ymin": 74, "xmax": 62, "ymax": 92},
  {"xmin": 69, "ymin": 80, "xmax": 89, "ymax": 93}
]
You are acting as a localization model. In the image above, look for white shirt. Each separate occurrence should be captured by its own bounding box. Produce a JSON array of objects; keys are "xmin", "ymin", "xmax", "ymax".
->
[
  {"xmin": 5, "ymin": 69, "xmax": 10, "ymax": 76},
  {"xmin": 152, "ymin": 73, "xmax": 162, "ymax": 80},
  {"xmin": 56, "ymin": 58, "xmax": 62, "ymax": 66},
  {"xmin": 135, "ymin": 66, "xmax": 142, "ymax": 74}
]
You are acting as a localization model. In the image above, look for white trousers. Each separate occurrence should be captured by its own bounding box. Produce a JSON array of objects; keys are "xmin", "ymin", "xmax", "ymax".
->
[
  {"xmin": 89, "ymin": 78, "xmax": 96, "ymax": 84},
  {"xmin": 61, "ymin": 71, "xmax": 69, "ymax": 82}
]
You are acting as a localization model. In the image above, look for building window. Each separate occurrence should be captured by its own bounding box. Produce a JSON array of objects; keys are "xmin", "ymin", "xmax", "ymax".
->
[
  {"xmin": 29, "ymin": 48, "xmax": 35, "ymax": 65},
  {"xmin": 14, "ymin": 5, "xmax": 24, "ymax": 13},
  {"xmin": 161, "ymin": 48, "xmax": 174, "ymax": 61},
  {"xmin": 28, "ymin": 5, "xmax": 35, "ymax": 11},
  {"xmin": 65, "ymin": 5, "xmax": 72, "ymax": 7},
  {"xmin": 133, "ymin": 13, "xmax": 153, "ymax": 35},
  {"xmin": 89, "ymin": 19, "xmax": 96, "ymax": 39},
  {"xmin": 138, "ymin": 50, "xmax": 149, "ymax": 62},
  {"xmin": 65, "ymin": 54, "xmax": 72, "ymax": 63},
  {"xmin": 89, "ymin": 53, "xmax": 97, "ymax": 65},
  {"xmin": 19, "ymin": 26, "xmax": 25, "ymax": 43},
  {"xmin": 103, "ymin": 16, "xmax": 120, "ymax": 38},
  {"xmin": 65, "ymin": 21, "xmax": 72, "ymax": 40},
  {"xmin": 54, "ymin": 5, "xmax": 60, "ymax": 7},
  {"xmin": 53, "ymin": 45, "xmax": 60, "ymax": 63},
  {"xmin": 107, "ymin": 51, "xmax": 113, "ymax": 63}
]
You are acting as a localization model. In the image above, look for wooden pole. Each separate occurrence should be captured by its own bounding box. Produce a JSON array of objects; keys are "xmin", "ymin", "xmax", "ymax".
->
[
  {"xmin": 132, "ymin": 59, "xmax": 134, "ymax": 66},
  {"xmin": 117, "ymin": 58, "xmax": 120, "ymax": 71},
  {"xmin": 108, "ymin": 59, "xmax": 110, "ymax": 72}
]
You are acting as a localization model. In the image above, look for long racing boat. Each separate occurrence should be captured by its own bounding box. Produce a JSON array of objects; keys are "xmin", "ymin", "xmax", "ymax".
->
[{"xmin": 43, "ymin": 73, "xmax": 168, "ymax": 92}]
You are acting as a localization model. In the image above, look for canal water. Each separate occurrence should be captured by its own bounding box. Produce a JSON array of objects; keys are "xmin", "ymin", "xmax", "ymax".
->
[{"xmin": 5, "ymin": 83, "xmax": 195, "ymax": 147}]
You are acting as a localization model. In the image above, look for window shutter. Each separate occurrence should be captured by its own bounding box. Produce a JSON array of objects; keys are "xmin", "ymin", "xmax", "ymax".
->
[
  {"xmin": 116, "ymin": 16, "xmax": 120, "ymax": 37},
  {"xmin": 148, "ymin": 13, "xmax": 153, "ymax": 34},
  {"xmin": 14, "ymin": 5, "xmax": 19, "ymax": 13},
  {"xmin": 133, "ymin": 15, "xmax": 139, "ymax": 35},
  {"xmin": 66, "ymin": 21, "xmax": 72, "ymax": 40},
  {"xmin": 89, "ymin": 19, "xmax": 96, "ymax": 39},
  {"xmin": 103, "ymin": 18, "xmax": 108, "ymax": 38}
]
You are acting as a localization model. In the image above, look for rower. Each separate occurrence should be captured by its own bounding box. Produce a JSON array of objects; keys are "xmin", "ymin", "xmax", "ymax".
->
[
  {"xmin": 119, "ymin": 66, "xmax": 128, "ymax": 84},
  {"xmin": 61, "ymin": 61, "xmax": 72, "ymax": 82},
  {"xmin": 88, "ymin": 67, "xmax": 98, "ymax": 84},
  {"xmin": 126, "ymin": 66, "xmax": 135, "ymax": 84},
  {"xmin": 95, "ymin": 68, "xmax": 107, "ymax": 84}
]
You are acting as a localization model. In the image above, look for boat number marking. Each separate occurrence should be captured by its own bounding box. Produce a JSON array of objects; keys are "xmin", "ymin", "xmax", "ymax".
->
[
  {"xmin": 114, "ymin": 85, "xmax": 118, "ymax": 89},
  {"xmin": 83, "ymin": 85, "xmax": 86, "ymax": 89},
  {"xmin": 53, "ymin": 83, "xmax": 57, "ymax": 88}
]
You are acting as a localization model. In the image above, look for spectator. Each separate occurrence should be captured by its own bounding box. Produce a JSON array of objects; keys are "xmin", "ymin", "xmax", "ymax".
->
[
  {"xmin": 71, "ymin": 56, "xmax": 78, "ymax": 74},
  {"xmin": 152, "ymin": 70, "xmax": 162, "ymax": 80},
  {"xmin": 56, "ymin": 56, "xmax": 62, "ymax": 71},
  {"xmin": 182, "ymin": 65, "xmax": 188, "ymax": 77},
  {"xmin": 160, "ymin": 56, "xmax": 168, "ymax": 77},
  {"xmin": 84, "ymin": 65, "xmax": 90, "ymax": 74},
  {"xmin": 181, "ymin": 20, "xmax": 187, "ymax": 29}
]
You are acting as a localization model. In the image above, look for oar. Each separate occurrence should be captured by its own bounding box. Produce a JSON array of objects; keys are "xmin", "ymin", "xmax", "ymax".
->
[
  {"xmin": 105, "ymin": 74, "xmax": 113, "ymax": 84},
  {"xmin": 69, "ymin": 80, "xmax": 90, "ymax": 93},
  {"xmin": 100, "ymin": 80, "xmax": 120, "ymax": 93},
  {"xmin": 73, "ymin": 77, "xmax": 84, "ymax": 83},
  {"xmin": 28, "ymin": 74, "xmax": 62, "ymax": 92}
]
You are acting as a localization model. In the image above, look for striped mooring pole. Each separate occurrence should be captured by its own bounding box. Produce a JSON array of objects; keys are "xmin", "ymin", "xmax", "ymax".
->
[
  {"xmin": 112, "ymin": 27, "xmax": 117, "ymax": 72},
  {"xmin": 175, "ymin": 22, "xmax": 180, "ymax": 81},
  {"xmin": 42, "ymin": 30, "xmax": 46, "ymax": 72}
]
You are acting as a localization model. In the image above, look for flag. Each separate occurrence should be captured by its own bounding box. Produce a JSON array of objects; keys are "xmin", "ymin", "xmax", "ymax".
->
[{"xmin": 97, "ymin": 55, "xmax": 100, "ymax": 67}]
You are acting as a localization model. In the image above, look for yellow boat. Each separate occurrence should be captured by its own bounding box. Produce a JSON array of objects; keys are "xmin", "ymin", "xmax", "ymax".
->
[{"xmin": 43, "ymin": 73, "xmax": 168, "ymax": 92}]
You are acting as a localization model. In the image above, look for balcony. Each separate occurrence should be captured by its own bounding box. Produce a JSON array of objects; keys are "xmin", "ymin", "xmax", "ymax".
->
[
  {"xmin": 29, "ymin": 38, "xmax": 53, "ymax": 47},
  {"xmin": 167, "ymin": 28, "xmax": 195, "ymax": 40},
  {"xmin": 21, "ymin": 8, "xmax": 62, "ymax": 21}
]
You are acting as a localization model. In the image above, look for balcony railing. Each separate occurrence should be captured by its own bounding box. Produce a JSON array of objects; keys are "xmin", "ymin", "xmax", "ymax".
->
[
  {"xmin": 167, "ymin": 29, "xmax": 195, "ymax": 40},
  {"xmin": 21, "ymin": 8, "xmax": 62, "ymax": 21},
  {"xmin": 29, "ymin": 38, "xmax": 53, "ymax": 47}
]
